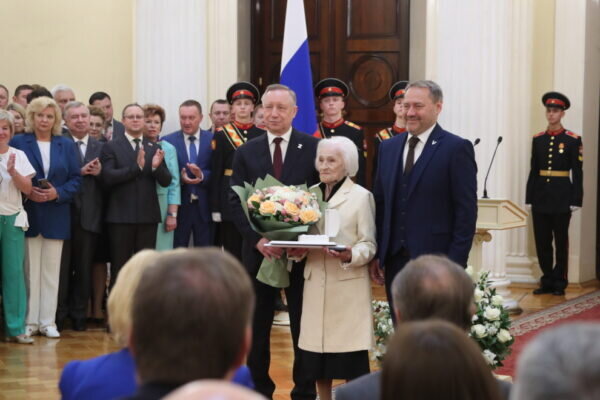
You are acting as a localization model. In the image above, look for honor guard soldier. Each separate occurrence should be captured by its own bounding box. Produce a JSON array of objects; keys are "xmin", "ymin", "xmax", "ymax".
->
[
  {"xmin": 526, "ymin": 91, "xmax": 583, "ymax": 296},
  {"xmin": 314, "ymin": 78, "xmax": 366, "ymax": 185},
  {"xmin": 210, "ymin": 82, "xmax": 265, "ymax": 260},
  {"xmin": 373, "ymin": 80, "xmax": 408, "ymax": 177}
]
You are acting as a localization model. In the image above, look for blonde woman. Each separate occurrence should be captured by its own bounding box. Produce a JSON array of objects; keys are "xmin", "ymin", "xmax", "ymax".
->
[{"xmin": 10, "ymin": 96, "xmax": 81, "ymax": 338}]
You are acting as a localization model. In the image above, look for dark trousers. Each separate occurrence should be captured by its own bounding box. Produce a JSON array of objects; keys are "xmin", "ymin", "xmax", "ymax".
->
[
  {"xmin": 247, "ymin": 259, "xmax": 315, "ymax": 400},
  {"xmin": 220, "ymin": 220, "xmax": 243, "ymax": 261},
  {"xmin": 174, "ymin": 202, "xmax": 211, "ymax": 247},
  {"xmin": 384, "ymin": 249, "xmax": 411, "ymax": 325},
  {"xmin": 108, "ymin": 223, "xmax": 157, "ymax": 288},
  {"xmin": 57, "ymin": 215, "xmax": 98, "ymax": 322},
  {"xmin": 532, "ymin": 211, "xmax": 571, "ymax": 291}
]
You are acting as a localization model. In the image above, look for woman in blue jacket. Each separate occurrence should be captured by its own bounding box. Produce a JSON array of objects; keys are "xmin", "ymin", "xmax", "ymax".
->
[{"xmin": 10, "ymin": 96, "xmax": 81, "ymax": 339}]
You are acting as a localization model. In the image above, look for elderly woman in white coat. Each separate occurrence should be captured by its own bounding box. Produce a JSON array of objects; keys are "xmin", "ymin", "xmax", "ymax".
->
[{"xmin": 290, "ymin": 136, "xmax": 376, "ymax": 400}]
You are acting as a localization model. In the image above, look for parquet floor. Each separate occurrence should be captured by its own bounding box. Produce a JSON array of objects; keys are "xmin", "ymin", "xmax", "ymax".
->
[{"xmin": 1, "ymin": 282, "xmax": 598, "ymax": 400}]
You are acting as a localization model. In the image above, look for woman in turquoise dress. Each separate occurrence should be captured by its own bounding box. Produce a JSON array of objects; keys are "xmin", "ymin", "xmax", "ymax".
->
[{"xmin": 143, "ymin": 104, "xmax": 180, "ymax": 250}]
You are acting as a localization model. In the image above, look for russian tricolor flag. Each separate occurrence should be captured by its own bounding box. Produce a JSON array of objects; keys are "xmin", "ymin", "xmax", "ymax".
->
[{"xmin": 280, "ymin": 0, "xmax": 318, "ymax": 135}]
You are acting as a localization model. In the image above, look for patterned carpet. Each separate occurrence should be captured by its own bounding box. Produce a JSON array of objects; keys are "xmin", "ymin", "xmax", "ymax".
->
[{"xmin": 495, "ymin": 290, "xmax": 600, "ymax": 376}]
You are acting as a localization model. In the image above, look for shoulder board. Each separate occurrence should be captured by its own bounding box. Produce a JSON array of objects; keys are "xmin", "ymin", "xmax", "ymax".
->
[
  {"xmin": 223, "ymin": 124, "xmax": 246, "ymax": 148},
  {"xmin": 533, "ymin": 131, "xmax": 545, "ymax": 138},
  {"xmin": 565, "ymin": 130, "xmax": 580, "ymax": 139},
  {"xmin": 376, "ymin": 128, "xmax": 392, "ymax": 141},
  {"xmin": 344, "ymin": 121, "xmax": 362, "ymax": 130}
]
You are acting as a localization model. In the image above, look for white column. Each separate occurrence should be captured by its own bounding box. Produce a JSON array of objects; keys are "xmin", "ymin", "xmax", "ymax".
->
[
  {"xmin": 135, "ymin": 0, "xmax": 208, "ymax": 134},
  {"xmin": 554, "ymin": 0, "xmax": 600, "ymax": 285}
]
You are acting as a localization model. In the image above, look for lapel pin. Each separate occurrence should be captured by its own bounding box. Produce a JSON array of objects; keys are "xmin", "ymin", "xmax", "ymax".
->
[
  {"xmin": 298, "ymin": 144, "xmax": 303, "ymax": 149},
  {"xmin": 432, "ymin": 140, "xmax": 437, "ymax": 145}
]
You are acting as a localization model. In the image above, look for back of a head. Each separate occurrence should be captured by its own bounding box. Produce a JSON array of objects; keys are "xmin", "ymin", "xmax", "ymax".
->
[
  {"xmin": 131, "ymin": 248, "xmax": 255, "ymax": 385},
  {"xmin": 513, "ymin": 322, "xmax": 600, "ymax": 400},
  {"xmin": 164, "ymin": 380, "xmax": 267, "ymax": 400},
  {"xmin": 392, "ymin": 255, "xmax": 474, "ymax": 330},
  {"xmin": 382, "ymin": 319, "xmax": 501, "ymax": 400}
]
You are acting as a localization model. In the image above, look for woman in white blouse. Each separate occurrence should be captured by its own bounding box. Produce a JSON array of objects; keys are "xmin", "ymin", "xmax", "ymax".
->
[{"xmin": 0, "ymin": 110, "xmax": 36, "ymax": 344}]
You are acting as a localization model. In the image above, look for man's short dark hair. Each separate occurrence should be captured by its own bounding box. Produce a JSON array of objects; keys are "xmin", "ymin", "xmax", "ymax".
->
[
  {"xmin": 89, "ymin": 91, "xmax": 111, "ymax": 105},
  {"xmin": 209, "ymin": 99, "xmax": 228, "ymax": 113},
  {"xmin": 121, "ymin": 103, "xmax": 143, "ymax": 119},
  {"xmin": 391, "ymin": 255, "xmax": 474, "ymax": 330},
  {"xmin": 131, "ymin": 248, "xmax": 255, "ymax": 384},
  {"xmin": 180, "ymin": 99, "xmax": 203, "ymax": 115},
  {"xmin": 14, "ymin": 84, "xmax": 33, "ymax": 97},
  {"xmin": 26, "ymin": 87, "xmax": 53, "ymax": 103}
]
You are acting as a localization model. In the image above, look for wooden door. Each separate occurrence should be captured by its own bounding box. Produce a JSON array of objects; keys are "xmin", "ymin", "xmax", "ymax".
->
[{"xmin": 251, "ymin": 0, "xmax": 410, "ymax": 186}]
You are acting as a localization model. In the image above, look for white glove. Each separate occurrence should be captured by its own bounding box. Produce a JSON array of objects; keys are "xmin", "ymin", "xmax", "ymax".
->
[
  {"xmin": 211, "ymin": 212, "xmax": 222, "ymax": 222},
  {"xmin": 570, "ymin": 206, "xmax": 580, "ymax": 212}
]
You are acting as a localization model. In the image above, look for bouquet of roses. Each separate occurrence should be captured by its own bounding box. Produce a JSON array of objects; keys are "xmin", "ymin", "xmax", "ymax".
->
[{"xmin": 232, "ymin": 175, "xmax": 325, "ymax": 288}]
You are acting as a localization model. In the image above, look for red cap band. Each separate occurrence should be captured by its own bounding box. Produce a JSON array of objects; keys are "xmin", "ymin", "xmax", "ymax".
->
[
  {"xmin": 319, "ymin": 87, "xmax": 344, "ymax": 96},
  {"xmin": 545, "ymin": 98, "xmax": 566, "ymax": 107},
  {"xmin": 232, "ymin": 90, "xmax": 254, "ymax": 100}
]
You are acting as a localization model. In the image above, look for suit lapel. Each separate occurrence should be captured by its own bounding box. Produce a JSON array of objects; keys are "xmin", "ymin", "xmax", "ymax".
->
[
  {"xmin": 84, "ymin": 137, "xmax": 98, "ymax": 163},
  {"xmin": 326, "ymin": 177, "xmax": 353, "ymax": 209},
  {"xmin": 280, "ymin": 130, "xmax": 303, "ymax": 182},
  {"xmin": 116, "ymin": 136, "xmax": 138, "ymax": 163},
  {"xmin": 258, "ymin": 135, "xmax": 274, "ymax": 178},
  {"xmin": 407, "ymin": 124, "xmax": 445, "ymax": 199},
  {"xmin": 47, "ymin": 137, "xmax": 61, "ymax": 180},
  {"xmin": 24, "ymin": 134, "xmax": 44, "ymax": 174},
  {"xmin": 388, "ymin": 132, "xmax": 407, "ymax": 192},
  {"xmin": 177, "ymin": 131, "xmax": 190, "ymax": 164}
]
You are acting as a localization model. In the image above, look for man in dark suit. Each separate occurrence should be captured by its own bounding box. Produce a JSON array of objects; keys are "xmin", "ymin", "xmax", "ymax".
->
[
  {"xmin": 336, "ymin": 255, "xmax": 511, "ymax": 400},
  {"xmin": 162, "ymin": 100, "xmax": 213, "ymax": 247},
  {"xmin": 89, "ymin": 91, "xmax": 125, "ymax": 141},
  {"xmin": 56, "ymin": 102, "xmax": 104, "ymax": 331},
  {"xmin": 371, "ymin": 80, "xmax": 477, "ymax": 314},
  {"xmin": 230, "ymin": 84, "xmax": 319, "ymax": 400},
  {"xmin": 100, "ymin": 103, "xmax": 171, "ymax": 286}
]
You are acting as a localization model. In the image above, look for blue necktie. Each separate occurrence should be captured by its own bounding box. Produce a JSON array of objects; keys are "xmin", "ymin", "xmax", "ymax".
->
[{"xmin": 188, "ymin": 135, "xmax": 199, "ymax": 196}]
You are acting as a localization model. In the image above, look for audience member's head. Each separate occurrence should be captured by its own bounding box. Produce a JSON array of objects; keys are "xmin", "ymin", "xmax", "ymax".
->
[
  {"xmin": 253, "ymin": 104, "xmax": 265, "ymax": 128},
  {"xmin": 179, "ymin": 100, "xmax": 203, "ymax": 135},
  {"xmin": 88, "ymin": 105, "xmax": 106, "ymax": 140},
  {"xmin": 107, "ymin": 249, "xmax": 162, "ymax": 348},
  {"xmin": 7, "ymin": 103, "xmax": 26, "ymax": 134},
  {"xmin": 0, "ymin": 109, "xmax": 15, "ymax": 138},
  {"xmin": 51, "ymin": 84, "xmax": 76, "ymax": 113},
  {"xmin": 64, "ymin": 101, "xmax": 91, "ymax": 139},
  {"xmin": 130, "ymin": 248, "xmax": 255, "ymax": 385},
  {"xmin": 0, "ymin": 84, "xmax": 9, "ymax": 109},
  {"xmin": 164, "ymin": 380, "xmax": 267, "ymax": 400},
  {"xmin": 209, "ymin": 99, "xmax": 230, "ymax": 130},
  {"xmin": 143, "ymin": 103, "xmax": 166, "ymax": 141},
  {"xmin": 512, "ymin": 322, "xmax": 600, "ymax": 400},
  {"xmin": 25, "ymin": 96, "xmax": 62, "ymax": 135},
  {"xmin": 391, "ymin": 255, "xmax": 474, "ymax": 330},
  {"xmin": 13, "ymin": 84, "xmax": 33, "ymax": 107},
  {"xmin": 382, "ymin": 319, "xmax": 501, "ymax": 400},
  {"xmin": 89, "ymin": 91, "xmax": 115, "ymax": 121},
  {"xmin": 26, "ymin": 86, "xmax": 53, "ymax": 103},
  {"xmin": 121, "ymin": 103, "xmax": 145, "ymax": 136}
]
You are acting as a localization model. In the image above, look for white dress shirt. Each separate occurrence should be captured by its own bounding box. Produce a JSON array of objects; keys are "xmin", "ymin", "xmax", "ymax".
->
[
  {"xmin": 403, "ymin": 123, "xmax": 436, "ymax": 169},
  {"xmin": 267, "ymin": 128, "xmax": 292, "ymax": 161},
  {"xmin": 124, "ymin": 132, "xmax": 143, "ymax": 151},
  {"xmin": 184, "ymin": 130, "xmax": 200, "ymax": 162},
  {"xmin": 36, "ymin": 140, "xmax": 51, "ymax": 178},
  {"xmin": 74, "ymin": 134, "xmax": 89, "ymax": 161}
]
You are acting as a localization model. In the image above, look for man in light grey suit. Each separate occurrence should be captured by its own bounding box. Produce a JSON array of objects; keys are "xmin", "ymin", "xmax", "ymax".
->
[{"xmin": 336, "ymin": 255, "xmax": 511, "ymax": 400}]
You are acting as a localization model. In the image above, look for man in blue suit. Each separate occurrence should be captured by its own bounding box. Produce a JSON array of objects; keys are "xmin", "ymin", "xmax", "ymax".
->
[
  {"xmin": 162, "ymin": 100, "xmax": 213, "ymax": 247},
  {"xmin": 372, "ymin": 80, "xmax": 477, "ymax": 314}
]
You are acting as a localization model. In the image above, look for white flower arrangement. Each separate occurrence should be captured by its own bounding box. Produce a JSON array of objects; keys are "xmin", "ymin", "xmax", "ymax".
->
[
  {"xmin": 467, "ymin": 268, "xmax": 514, "ymax": 369},
  {"xmin": 371, "ymin": 266, "xmax": 514, "ymax": 369}
]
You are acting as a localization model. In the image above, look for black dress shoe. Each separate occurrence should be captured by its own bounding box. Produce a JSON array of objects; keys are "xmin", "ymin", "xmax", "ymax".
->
[
  {"xmin": 533, "ymin": 287, "xmax": 553, "ymax": 295},
  {"xmin": 56, "ymin": 319, "xmax": 66, "ymax": 332},
  {"xmin": 72, "ymin": 318, "xmax": 87, "ymax": 331},
  {"xmin": 552, "ymin": 289, "xmax": 566, "ymax": 296}
]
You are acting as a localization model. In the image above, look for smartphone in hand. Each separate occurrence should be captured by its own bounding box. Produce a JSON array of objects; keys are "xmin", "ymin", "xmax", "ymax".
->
[{"xmin": 38, "ymin": 178, "xmax": 50, "ymax": 189}]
